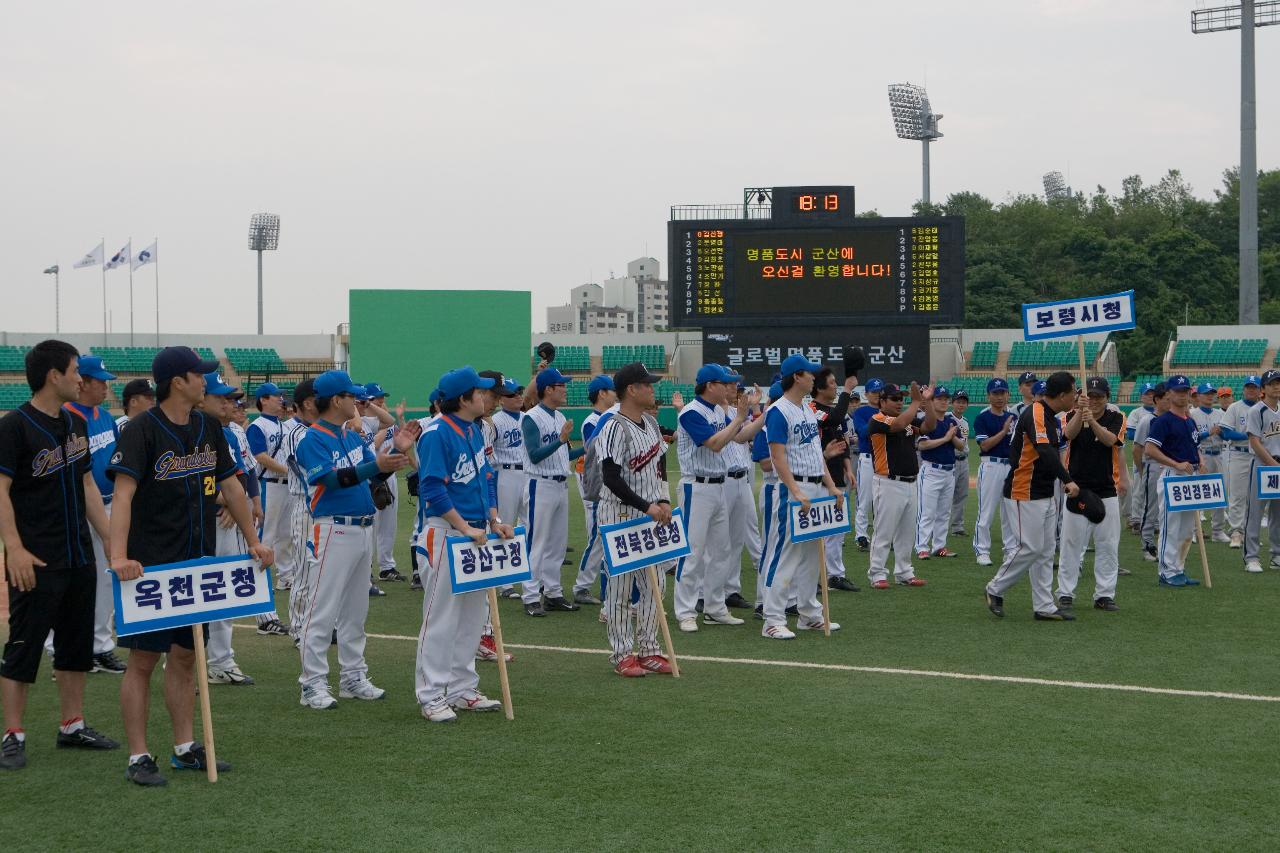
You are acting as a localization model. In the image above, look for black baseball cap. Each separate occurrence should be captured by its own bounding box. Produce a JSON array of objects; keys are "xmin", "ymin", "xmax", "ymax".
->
[
  {"xmin": 1066, "ymin": 487, "xmax": 1107, "ymax": 524},
  {"xmin": 1085, "ymin": 376, "xmax": 1111, "ymax": 397},
  {"xmin": 613, "ymin": 361, "xmax": 661, "ymax": 396},
  {"xmin": 293, "ymin": 378, "xmax": 316, "ymax": 406},
  {"xmin": 153, "ymin": 346, "xmax": 219, "ymax": 385},
  {"xmin": 954, "ymin": 389, "xmax": 969, "ymax": 400},
  {"xmin": 120, "ymin": 378, "xmax": 154, "ymax": 406},
  {"xmin": 880, "ymin": 383, "xmax": 904, "ymax": 399},
  {"xmin": 1017, "ymin": 371, "xmax": 1037, "ymax": 385},
  {"xmin": 1152, "ymin": 382, "xmax": 1168, "ymax": 398}
]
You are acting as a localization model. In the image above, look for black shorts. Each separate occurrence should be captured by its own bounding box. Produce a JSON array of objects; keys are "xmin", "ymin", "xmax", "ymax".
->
[
  {"xmin": 1, "ymin": 564, "xmax": 96, "ymax": 684},
  {"xmin": 118, "ymin": 624, "xmax": 206, "ymax": 655}
]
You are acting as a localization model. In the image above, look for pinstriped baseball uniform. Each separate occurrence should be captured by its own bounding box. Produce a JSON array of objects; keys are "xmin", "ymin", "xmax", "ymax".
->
[
  {"xmin": 282, "ymin": 416, "xmax": 315, "ymax": 641},
  {"xmin": 721, "ymin": 408, "xmax": 761, "ymax": 597},
  {"xmin": 230, "ymin": 421, "xmax": 281, "ymax": 627},
  {"xmin": 595, "ymin": 412, "xmax": 669, "ymax": 665}
]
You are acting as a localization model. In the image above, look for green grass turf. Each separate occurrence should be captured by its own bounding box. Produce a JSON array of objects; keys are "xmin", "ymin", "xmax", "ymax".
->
[{"xmin": 4, "ymin": 457, "xmax": 1280, "ymax": 851}]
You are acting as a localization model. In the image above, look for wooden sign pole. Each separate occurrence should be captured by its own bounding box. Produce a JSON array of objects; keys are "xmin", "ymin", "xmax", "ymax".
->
[
  {"xmin": 646, "ymin": 565, "xmax": 680, "ymax": 678},
  {"xmin": 190, "ymin": 624, "xmax": 218, "ymax": 783},
  {"xmin": 817, "ymin": 544, "xmax": 832, "ymax": 637},
  {"xmin": 486, "ymin": 589, "xmax": 515, "ymax": 720}
]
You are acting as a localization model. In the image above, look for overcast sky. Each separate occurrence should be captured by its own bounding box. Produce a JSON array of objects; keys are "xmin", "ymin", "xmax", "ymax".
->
[{"xmin": 2, "ymin": 0, "xmax": 1276, "ymax": 338}]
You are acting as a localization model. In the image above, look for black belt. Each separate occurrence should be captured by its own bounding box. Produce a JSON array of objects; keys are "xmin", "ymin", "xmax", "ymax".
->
[
  {"xmin": 797, "ymin": 475, "xmax": 824, "ymax": 484},
  {"xmin": 263, "ymin": 477, "xmax": 285, "ymax": 484},
  {"xmin": 955, "ymin": 453, "xmax": 968, "ymax": 460},
  {"xmin": 727, "ymin": 470, "xmax": 747, "ymax": 479},
  {"xmin": 885, "ymin": 474, "xmax": 916, "ymax": 483},
  {"xmin": 535, "ymin": 474, "xmax": 567, "ymax": 482},
  {"xmin": 329, "ymin": 515, "xmax": 374, "ymax": 527},
  {"xmin": 694, "ymin": 476, "xmax": 725, "ymax": 484},
  {"xmin": 501, "ymin": 463, "xmax": 524, "ymax": 470}
]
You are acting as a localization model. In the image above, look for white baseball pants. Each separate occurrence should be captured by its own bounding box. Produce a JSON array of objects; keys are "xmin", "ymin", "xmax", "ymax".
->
[
  {"xmin": 986, "ymin": 497, "xmax": 1058, "ymax": 615},
  {"xmin": 297, "ymin": 518, "xmax": 374, "ymax": 691},
  {"xmin": 1199, "ymin": 452, "xmax": 1227, "ymax": 536},
  {"xmin": 414, "ymin": 519, "xmax": 488, "ymax": 707},
  {"xmin": 1226, "ymin": 449, "xmax": 1253, "ymax": 534},
  {"xmin": 374, "ymin": 475, "xmax": 398, "ymax": 572},
  {"xmin": 868, "ymin": 476, "xmax": 918, "ymax": 583},
  {"xmin": 573, "ymin": 497, "xmax": 605, "ymax": 597},
  {"xmin": 521, "ymin": 476, "xmax": 569, "ymax": 605},
  {"xmin": 855, "ymin": 454, "xmax": 874, "ymax": 539},
  {"xmin": 724, "ymin": 471, "xmax": 761, "ymax": 594},
  {"xmin": 761, "ymin": 480, "xmax": 824, "ymax": 628},
  {"xmin": 824, "ymin": 534, "xmax": 847, "ymax": 578},
  {"xmin": 1128, "ymin": 463, "xmax": 1146, "ymax": 527},
  {"xmin": 1138, "ymin": 464, "xmax": 1161, "ymax": 548},
  {"xmin": 950, "ymin": 457, "xmax": 969, "ymax": 533},
  {"xmin": 1156, "ymin": 468, "xmax": 1198, "ymax": 580},
  {"xmin": 261, "ymin": 479, "xmax": 297, "ymax": 585},
  {"xmin": 675, "ymin": 479, "xmax": 732, "ymax": 620},
  {"xmin": 287, "ymin": 500, "xmax": 314, "ymax": 641},
  {"xmin": 1243, "ymin": 462, "xmax": 1280, "ymax": 563},
  {"xmin": 208, "ymin": 518, "xmax": 246, "ymax": 671},
  {"xmin": 1056, "ymin": 495, "xmax": 1120, "ymax": 602},
  {"xmin": 757, "ymin": 479, "xmax": 782, "ymax": 606},
  {"xmin": 915, "ymin": 464, "xmax": 954, "ymax": 554},
  {"xmin": 972, "ymin": 459, "xmax": 1014, "ymax": 560},
  {"xmin": 495, "ymin": 467, "xmax": 528, "ymax": 595}
]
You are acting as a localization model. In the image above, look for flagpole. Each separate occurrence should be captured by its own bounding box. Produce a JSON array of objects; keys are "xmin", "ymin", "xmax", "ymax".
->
[
  {"xmin": 128, "ymin": 238, "xmax": 135, "ymax": 346},
  {"xmin": 55, "ymin": 268, "xmax": 60, "ymax": 334},
  {"xmin": 154, "ymin": 239, "xmax": 161, "ymax": 347},
  {"xmin": 101, "ymin": 236, "xmax": 107, "ymax": 347}
]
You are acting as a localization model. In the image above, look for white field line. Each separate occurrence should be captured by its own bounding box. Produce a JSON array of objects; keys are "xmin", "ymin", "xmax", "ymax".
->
[{"xmin": 238, "ymin": 625, "xmax": 1280, "ymax": 704}]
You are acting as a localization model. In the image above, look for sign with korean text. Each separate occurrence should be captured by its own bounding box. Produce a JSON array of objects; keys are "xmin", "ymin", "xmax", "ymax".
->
[
  {"xmin": 788, "ymin": 494, "xmax": 852, "ymax": 543},
  {"xmin": 1021, "ymin": 290, "xmax": 1136, "ymax": 341},
  {"xmin": 112, "ymin": 555, "xmax": 274, "ymax": 636},
  {"xmin": 703, "ymin": 324, "xmax": 929, "ymax": 387},
  {"xmin": 1256, "ymin": 466, "xmax": 1280, "ymax": 500},
  {"xmin": 1162, "ymin": 473, "xmax": 1228, "ymax": 512},
  {"xmin": 447, "ymin": 527, "xmax": 531, "ymax": 594},
  {"xmin": 601, "ymin": 508, "xmax": 691, "ymax": 577}
]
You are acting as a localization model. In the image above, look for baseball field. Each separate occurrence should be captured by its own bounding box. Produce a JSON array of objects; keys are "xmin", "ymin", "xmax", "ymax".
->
[{"xmin": 3, "ymin": 458, "xmax": 1278, "ymax": 852}]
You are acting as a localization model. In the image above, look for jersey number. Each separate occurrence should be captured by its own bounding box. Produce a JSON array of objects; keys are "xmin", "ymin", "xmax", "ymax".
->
[{"xmin": 203, "ymin": 476, "xmax": 216, "ymax": 496}]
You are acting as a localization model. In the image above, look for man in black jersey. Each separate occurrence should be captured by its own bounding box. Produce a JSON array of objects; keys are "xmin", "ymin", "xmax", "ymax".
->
[
  {"xmin": 107, "ymin": 346, "xmax": 274, "ymax": 786},
  {"xmin": 1, "ymin": 340, "xmax": 117, "ymax": 771},
  {"xmin": 810, "ymin": 367, "xmax": 859, "ymax": 591}
]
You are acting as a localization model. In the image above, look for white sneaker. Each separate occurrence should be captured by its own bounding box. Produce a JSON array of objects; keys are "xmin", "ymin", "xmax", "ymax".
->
[
  {"xmin": 703, "ymin": 611, "xmax": 744, "ymax": 626},
  {"xmin": 1245, "ymin": 560, "xmax": 1263, "ymax": 574},
  {"xmin": 450, "ymin": 692, "xmax": 501, "ymax": 712},
  {"xmin": 976, "ymin": 554, "xmax": 993, "ymax": 566},
  {"xmin": 1212, "ymin": 532, "xmax": 1231, "ymax": 544},
  {"xmin": 208, "ymin": 666, "xmax": 254, "ymax": 685},
  {"xmin": 796, "ymin": 618, "xmax": 841, "ymax": 632},
  {"xmin": 762, "ymin": 624, "xmax": 796, "ymax": 640},
  {"xmin": 422, "ymin": 702, "xmax": 457, "ymax": 723},
  {"xmin": 598, "ymin": 608, "xmax": 607, "ymax": 624},
  {"xmin": 678, "ymin": 617, "xmax": 699, "ymax": 633},
  {"xmin": 1230, "ymin": 532, "xmax": 1243, "ymax": 549},
  {"xmin": 339, "ymin": 678, "xmax": 386, "ymax": 700},
  {"xmin": 300, "ymin": 685, "xmax": 337, "ymax": 710}
]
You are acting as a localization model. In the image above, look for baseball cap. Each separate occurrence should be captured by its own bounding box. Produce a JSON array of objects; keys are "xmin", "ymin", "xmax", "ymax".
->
[
  {"xmin": 779, "ymin": 353, "xmax": 822, "ymax": 378},
  {"xmin": 986, "ymin": 378, "xmax": 1009, "ymax": 393},
  {"xmin": 120, "ymin": 378, "xmax": 154, "ymax": 405},
  {"xmin": 1017, "ymin": 371, "xmax": 1037, "ymax": 385},
  {"xmin": 1165, "ymin": 375, "xmax": 1192, "ymax": 391},
  {"xmin": 587, "ymin": 375, "xmax": 615, "ymax": 395},
  {"xmin": 613, "ymin": 361, "xmax": 662, "ymax": 396},
  {"xmin": 438, "ymin": 366, "xmax": 496, "ymax": 401},
  {"xmin": 768, "ymin": 381, "xmax": 783, "ymax": 401},
  {"xmin": 1152, "ymin": 382, "xmax": 1168, "ymax": 398},
  {"xmin": 293, "ymin": 378, "xmax": 316, "ymax": 406},
  {"xmin": 202, "ymin": 371, "xmax": 239, "ymax": 397},
  {"xmin": 1139, "ymin": 382, "xmax": 1156, "ymax": 396},
  {"xmin": 1218, "ymin": 386, "xmax": 1234, "ymax": 398},
  {"xmin": 1263, "ymin": 370, "xmax": 1280, "ymax": 386},
  {"xmin": 78, "ymin": 355, "xmax": 116, "ymax": 381},
  {"xmin": 1066, "ymin": 487, "xmax": 1107, "ymax": 524},
  {"xmin": 695, "ymin": 363, "xmax": 741, "ymax": 384},
  {"xmin": 499, "ymin": 378, "xmax": 522, "ymax": 397},
  {"xmin": 880, "ymin": 383, "xmax": 904, "ymax": 399},
  {"xmin": 1195, "ymin": 383, "xmax": 1216, "ymax": 395},
  {"xmin": 153, "ymin": 346, "xmax": 219, "ymax": 385},
  {"xmin": 535, "ymin": 367, "xmax": 572, "ymax": 392},
  {"xmin": 954, "ymin": 389, "xmax": 969, "ymax": 400},
  {"xmin": 1245, "ymin": 374, "xmax": 1262, "ymax": 387},
  {"xmin": 428, "ymin": 388, "xmax": 442, "ymax": 404},
  {"xmin": 314, "ymin": 370, "xmax": 364, "ymax": 398},
  {"xmin": 932, "ymin": 385, "xmax": 951, "ymax": 398},
  {"xmin": 364, "ymin": 382, "xmax": 387, "ymax": 399},
  {"xmin": 1086, "ymin": 376, "xmax": 1111, "ymax": 396},
  {"xmin": 1031, "ymin": 380, "xmax": 1047, "ymax": 396},
  {"xmin": 255, "ymin": 382, "xmax": 282, "ymax": 399},
  {"xmin": 864, "ymin": 378, "xmax": 885, "ymax": 393}
]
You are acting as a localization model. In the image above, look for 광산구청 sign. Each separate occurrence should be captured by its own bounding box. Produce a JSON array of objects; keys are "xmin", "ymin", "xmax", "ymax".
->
[
  {"xmin": 601, "ymin": 509, "xmax": 691, "ymax": 577},
  {"xmin": 788, "ymin": 494, "xmax": 851, "ymax": 543},
  {"xmin": 112, "ymin": 555, "xmax": 275, "ymax": 636},
  {"xmin": 447, "ymin": 527, "xmax": 532, "ymax": 594},
  {"xmin": 1162, "ymin": 473, "xmax": 1228, "ymax": 512},
  {"xmin": 1021, "ymin": 290, "xmax": 1136, "ymax": 341}
]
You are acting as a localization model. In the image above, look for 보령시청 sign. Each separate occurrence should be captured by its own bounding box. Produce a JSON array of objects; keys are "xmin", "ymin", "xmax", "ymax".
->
[{"xmin": 1021, "ymin": 290, "xmax": 1135, "ymax": 341}]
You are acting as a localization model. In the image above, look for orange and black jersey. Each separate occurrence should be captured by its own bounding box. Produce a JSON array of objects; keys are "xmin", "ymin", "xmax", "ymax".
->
[
  {"xmin": 1004, "ymin": 400, "xmax": 1073, "ymax": 501},
  {"xmin": 867, "ymin": 410, "xmax": 925, "ymax": 479},
  {"xmin": 1066, "ymin": 408, "xmax": 1124, "ymax": 499}
]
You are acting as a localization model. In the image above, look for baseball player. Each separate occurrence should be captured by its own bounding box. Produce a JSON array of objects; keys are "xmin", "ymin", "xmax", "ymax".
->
[
  {"xmin": 294, "ymin": 370, "xmax": 418, "ymax": 710},
  {"xmin": 1123, "ymin": 383, "xmax": 1156, "ymax": 528},
  {"xmin": 674, "ymin": 363, "xmax": 756, "ymax": 631},
  {"xmin": 983, "ymin": 371, "xmax": 1081, "ymax": 620},
  {"xmin": 972, "ymin": 378, "xmax": 1017, "ymax": 567},
  {"xmin": 1141, "ymin": 375, "xmax": 1203, "ymax": 587},
  {"xmin": 865, "ymin": 382, "xmax": 936, "ymax": 588},
  {"xmin": 751, "ymin": 381, "xmax": 784, "ymax": 618},
  {"xmin": 490, "ymin": 379, "xmax": 528, "ymax": 600},
  {"xmin": 1012, "ymin": 371, "xmax": 1037, "ymax": 417},
  {"xmin": 282, "ymin": 379, "xmax": 318, "ymax": 642},
  {"xmin": 1133, "ymin": 383, "xmax": 1170, "ymax": 561},
  {"xmin": 1055, "ymin": 377, "xmax": 1125, "ymax": 612},
  {"xmin": 414, "ymin": 367, "xmax": 510, "ymax": 722},
  {"xmin": 115, "ymin": 378, "xmax": 154, "ymax": 430},
  {"xmin": 1190, "ymin": 383, "xmax": 1230, "ymax": 543},
  {"xmin": 245, "ymin": 383, "xmax": 294, "ymax": 588},
  {"xmin": 572, "ymin": 375, "xmax": 617, "ymax": 606},
  {"xmin": 810, "ymin": 369, "xmax": 859, "ymax": 591},
  {"xmin": 519, "ymin": 367, "xmax": 583, "ymax": 616},
  {"xmin": 851, "ymin": 379, "xmax": 884, "ymax": 550},
  {"xmin": 1222, "ymin": 375, "xmax": 1261, "ymax": 547},
  {"xmin": 109, "ymin": 346, "xmax": 267, "ymax": 785},
  {"xmin": 359, "ymin": 382, "xmax": 405, "ymax": 582},
  {"xmin": 1242, "ymin": 370, "xmax": 1280, "ymax": 573},
  {"xmin": 0, "ymin": 341, "xmax": 117, "ymax": 772},
  {"xmin": 226, "ymin": 398, "xmax": 288, "ymax": 637},
  {"xmin": 949, "ymin": 389, "xmax": 971, "ymax": 535},
  {"xmin": 915, "ymin": 385, "xmax": 964, "ymax": 560},
  {"xmin": 760, "ymin": 355, "xmax": 844, "ymax": 638},
  {"xmin": 407, "ymin": 388, "xmax": 445, "ymax": 591},
  {"xmin": 721, "ymin": 383, "xmax": 766, "ymax": 606},
  {"xmin": 468, "ymin": 370, "xmax": 514, "ymax": 664}
]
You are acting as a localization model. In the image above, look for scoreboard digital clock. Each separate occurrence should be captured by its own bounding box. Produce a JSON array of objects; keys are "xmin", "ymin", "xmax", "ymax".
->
[{"xmin": 669, "ymin": 187, "xmax": 964, "ymax": 327}]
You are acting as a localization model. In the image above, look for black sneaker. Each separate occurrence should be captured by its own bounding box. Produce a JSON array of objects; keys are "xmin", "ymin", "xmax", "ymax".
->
[
  {"xmin": 543, "ymin": 596, "xmax": 580, "ymax": 612},
  {"xmin": 1034, "ymin": 609, "xmax": 1076, "ymax": 621},
  {"xmin": 986, "ymin": 591, "xmax": 1004, "ymax": 618},
  {"xmin": 724, "ymin": 592, "xmax": 753, "ymax": 609},
  {"xmin": 56, "ymin": 725, "xmax": 119, "ymax": 750},
  {"xmin": 855, "ymin": 536, "xmax": 870, "ymax": 551},
  {"xmin": 0, "ymin": 734, "xmax": 25, "ymax": 770},
  {"xmin": 785, "ymin": 604, "xmax": 799, "ymax": 617},
  {"xmin": 573, "ymin": 590, "xmax": 602, "ymax": 606},
  {"xmin": 378, "ymin": 568, "xmax": 406, "ymax": 582},
  {"xmin": 256, "ymin": 619, "xmax": 289, "ymax": 637},
  {"xmin": 694, "ymin": 598, "xmax": 704, "ymax": 613},
  {"xmin": 524, "ymin": 602, "xmax": 546, "ymax": 617},
  {"xmin": 1094, "ymin": 597, "xmax": 1120, "ymax": 612},
  {"xmin": 171, "ymin": 743, "xmax": 231, "ymax": 772},
  {"xmin": 410, "ymin": 573, "xmax": 423, "ymax": 590},
  {"xmin": 125, "ymin": 754, "xmax": 167, "ymax": 786},
  {"xmin": 368, "ymin": 584, "xmax": 387, "ymax": 597},
  {"xmin": 752, "ymin": 604, "xmax": 764, "ymax": 620},
  {"xmin": 1143, "ymin": 545, "xmax": 1157, "ymax": 562},
  {"xmin": 1057, "ymin": 595, "xmax": 1074, "ymax": 609},
  {"xmin": 92, "ymin": 651, "xmax": 127, "ymax": 674},
  {"xmin": 829, "ymin": 576, "xmax": 860, "ymax": 592}
]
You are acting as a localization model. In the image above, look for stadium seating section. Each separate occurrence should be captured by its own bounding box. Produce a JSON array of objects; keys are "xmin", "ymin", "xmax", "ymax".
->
[
  {"xmin": 0, "ymin": 345, "xmax": 30, "ymax": 371},
  {"xmin": 1129, "ymin": 373, "xmax": 1254, "ymax": 402},
  {"xmin": 0, "ymin": 384, "xmax": 31, "ymax": 409},
  {"xmin": 1007, "ymin": 340, "xmax": 1100, "ymax": 368},
  {"xmin": 653, "ymin": 380, "xmax": 693, "ymax": 405},
  {"xmin": 602, "ymin": 345, "xmax": 666, "ymax": 371},
  {"xmin": 226, "ymin": 347, "xmax": 288, "ymax": 373},
  {"xmin": 541, "ymin": 345, "xmax": 589, "ymax": 372},
  {"xmin": 1171, "ymin": 338, "xmax": 1267, "ymax": 367},
  {"xmin": 968, "ymin": 341, "xmax": 998, "ymax": 370},
  {"xmin": 246, "ymin": 380, "xmax": 297, "ymax": 400}
]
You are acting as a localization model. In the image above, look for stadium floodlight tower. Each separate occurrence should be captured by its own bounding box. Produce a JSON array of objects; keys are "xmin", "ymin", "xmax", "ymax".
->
[
  {"xmin": 1192, "ymin": 0, "xmax": 1278, "ymax": 323},
  {"xmin": 1043, "ymin": 171, "xmax": 1071, "ymax": 201},
  {"xmin": 888, "ymin": 82, "xmax": 944, "ymax": 204},
  {"xmin": 248, "ymin": 212, "xmax": 280, "ymax": 335}
]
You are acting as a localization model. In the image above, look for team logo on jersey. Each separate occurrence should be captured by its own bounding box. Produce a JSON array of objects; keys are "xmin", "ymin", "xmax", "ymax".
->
[
  {"xmin": 88, "ymin": 430, "xmax": 115, "ymax": 456},
  {"xmin": 450, "ymin": 450, "xmax": 483, "ymax": 485},
  {"xmin": 155, "ymin": 446, "xmax": 218, "ymax": 480},
  {"xmin": 110, "ymin": 451, "xmax": 123, "ymax": 465},
  {"xmin": 628, "ymin": 441, "xmax": 663, "ymax": 472},
  {"xmin": 792, "ymin": 421, "xmax": 819, "ymax": 444}
]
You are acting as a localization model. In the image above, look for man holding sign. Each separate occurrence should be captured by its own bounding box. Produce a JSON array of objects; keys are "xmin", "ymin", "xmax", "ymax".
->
[
  {"xmin": 108, "ymin": 346, "xmax": 272, "ymax": 786},
  {"xmin": 1141, "ymin": 375, "xmax": 1203, "ymax": 587},
  {"xmin": 1243, "ymin": 370, "xmax": 1280, "ymax": 573}
]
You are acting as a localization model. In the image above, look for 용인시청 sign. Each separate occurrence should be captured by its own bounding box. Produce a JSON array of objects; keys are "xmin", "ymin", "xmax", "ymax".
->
[{"xmin": 788, "ymin": 494, "xmax": 852, "ymax": 543}]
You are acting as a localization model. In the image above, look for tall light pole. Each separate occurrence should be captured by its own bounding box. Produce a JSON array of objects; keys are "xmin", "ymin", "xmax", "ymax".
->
[
  {"xmin": 247, "ymin": 213, "xmax": 280, "ymax": 335},
  {"xmin": 43, "ymin": 265, "xmax": 60, "ymax": 333},
  {"xmin": 1192, "ymin": 1, "xmax": 1278, "ymax": 324},
  {"xmin": 888, "ymin": 82, "xmax": 944, "ymax": 204}
]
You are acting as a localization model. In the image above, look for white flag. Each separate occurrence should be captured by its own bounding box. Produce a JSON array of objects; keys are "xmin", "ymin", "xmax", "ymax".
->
[
  {"xmin": 104, "ymin": 240, "xmax": 131, "ymax": 271},
  {"xmin": 132, "ymin": 240, "xmax": 157, "ymax": 271},
  {"xmin": 73, "ymin": 241, "xmax": 104, "ymax": 269}
]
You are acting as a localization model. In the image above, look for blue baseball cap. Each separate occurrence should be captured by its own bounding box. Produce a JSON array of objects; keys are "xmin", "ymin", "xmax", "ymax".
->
[
  {"xmin": 954, "ymin": 389, "xmax": 969, "ymax": 400},
  {"xmin": 1195, "ymin": 383, "xmax": 1216, "ymax": 395},
  {"xmin": 255, "ymin": 382, "xmax": 281, "ymax": 399},
  {"xmin": 202, "ymin": 370, "xmax": 239, "ymax": 397},
  {"xmin": 1031, "ymin": 380, "xmax": 1047, "ymax": 396},
  {"xmin": 695, "ymin": 363, "xmax": 742, "ymax": 384},
  {"xmin": 1245, "ymin": 374, "xmax": 1262, "ymax": 387},
  {"xmin": 499, "ymin": 378, "xmax": 523, "ymax": 396},
  {"xmin": 987, "ymin": 378, "xmax": 1010, "ymax": 393},
  {"xmin": 769, "ymin": 381, "xmax": 783, "ymax": 401},
  {"xmin": 152, "ymin": 346, "xmax": 219, "ymax": 385},
  {"xmin": 364, "ymin": 382, "xmax": 388, "ymax": 399},
  {"xmin": 535, "ymin": 367, "xmax": 572, "ymax": 392},
  {"xmin": 932, "ymin": 385, "xmax": 951, "ymax": 398},
  {"xmin": 779, "ymin": 353, "xmax": 822, "ymax": 378},
  {"xmin": 428, "ymin": 388, "xmax": 442, "ymax": 404},
  {"xmin": 78, "ymin": 355, "xmax": 116, "ymax": 382},
  {"xmin": 1165, "ymin": 375, "xmax": 1192, "ymax": 391},
  {"xmin": 438, "ymin": 366, "xmax": 496, "ymax": 400},
  {"xmin": 314, "ymin": 370, "xmax": 364, "ymax": 398},
  {"xmin": 587, "ymin": 375, "xmax": 615, "ymax": 395},
  {"xmin": 864, "ymin": 378, "xmax": 886, "ymax": 393},
  {"xmin": 1139, "ymin": 382, "xmax": 1156, "ymax": 395}
]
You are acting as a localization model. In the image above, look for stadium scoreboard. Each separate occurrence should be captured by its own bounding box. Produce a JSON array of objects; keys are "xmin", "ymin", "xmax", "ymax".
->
[{"xmin": 669, "ymin": 186, "xmax": 964, "ymax": 327}]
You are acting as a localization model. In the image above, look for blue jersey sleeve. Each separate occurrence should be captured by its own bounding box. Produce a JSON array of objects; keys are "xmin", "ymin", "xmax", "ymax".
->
[
  {"xmin": 247, "ymin": 423, "xmax": 268, "ymax": 457},
  {"xmin": 582, "ymin": 420, "xmax": 597, "ymax": 446},
  {"xmin": 223, "ymin": 427, "xmax": 246, "ymax": 474},
  {"xmin": 679, "ymin": 409, "xmax": 717, "ymax": 447},
  {"xmin": 751, "ymin": 430, "xmax": 770, "ymax": 463},
  {"xmin": 416, "ymin": 427, "xmax": 454, "ymax": 515},
  {"xmin": 766, "ymin": 407, "xmax": 789, "ymax": 445},
  {"xmin": 298, "ymin": 434, "xmax": 332, "ymax": 486},
  {"xmin": 1146, "ymin": 416, "xmax": 1169, "ymax": 447},
  {"xmin": 973, "ymin": 411, "xmax": 993, "ymax": 441}
]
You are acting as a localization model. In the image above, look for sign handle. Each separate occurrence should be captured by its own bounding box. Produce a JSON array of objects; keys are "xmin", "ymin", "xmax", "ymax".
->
[
  {"xmin": 190, "ymin": 623, "xmax": 218, "ymax": 783},
  {"xmin": 1077, "ymin": 334, "xmax": 1088, "ymax": 381},
  {"xmin": 1194, "ymin": 512, "xmax": 1213, "ymax": 589},
  {"xmin": 817, "ymin": 539, "xmax": 832, "ymax": 637},
  {"xmin": 485, "ymin": 588, "xmax": 515, "ymax": 720},
  {"xmin": 646, "ymin": 564, "xmax": 680, "ymax": 678}
]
